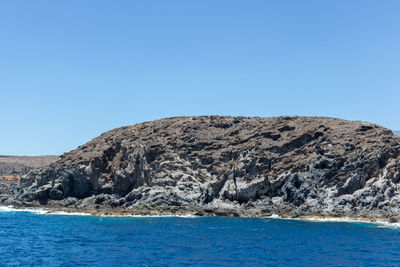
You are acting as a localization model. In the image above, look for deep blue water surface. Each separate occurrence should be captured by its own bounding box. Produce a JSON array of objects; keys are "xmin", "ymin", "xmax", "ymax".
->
[{"xmin": 0, "ymin": 210, "xmax": 400, "ymax": 266}]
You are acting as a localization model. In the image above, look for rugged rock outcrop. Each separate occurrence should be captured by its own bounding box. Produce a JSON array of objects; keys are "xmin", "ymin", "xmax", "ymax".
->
[{"xmin": 2, "ymin": 116, "xmax": 400, "ymax": 219}]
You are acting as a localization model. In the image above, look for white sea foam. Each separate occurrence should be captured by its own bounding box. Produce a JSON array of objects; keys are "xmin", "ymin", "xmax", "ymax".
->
[
  {"xmin": 375, "ymin": 221, "xmax": 400, "ymax": 229},
  {"xmin": 262, "ymin": 213, "xmax": 400, "ymax": 228},
  {"xmin": 99, "ymin": 213, "xmax": 199, "ymax": 218},
  {"xmin": 0, "ymin": 206, "xmax": 91, "ymax": 216},
  {"xmin": 295, "ymin": 217, "xmax": 400, "ymax": 228},
  {"xmin": 268, "ymin": 214, "xmax": 281, "ymax": 219},
  {"xmin": 0, "ymin": 206, "xmax": 51, "ymax": 214},
  {"xmin": 48, "ymin": 211, "xmax": 91, "ymax": 216},
  {"xmin": 0, "ymin": 206, "xmax": 20, "ymax": 212},
  {"xmin": 300, "ymin": 217, "xmax": 366, "ymax": 223},
  {"xmin": 0, "ymin": 206, "xmax": 199, "ymax": 218},
  {"xmin": 296, "ymin": 217, "xmax": 400, "ymax": 228}
]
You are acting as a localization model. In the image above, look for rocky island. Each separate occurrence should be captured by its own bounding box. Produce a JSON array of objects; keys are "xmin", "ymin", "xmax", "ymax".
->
[{"xmin": 1, "ymin": 116, "xmax": 400, "ymax": 221}]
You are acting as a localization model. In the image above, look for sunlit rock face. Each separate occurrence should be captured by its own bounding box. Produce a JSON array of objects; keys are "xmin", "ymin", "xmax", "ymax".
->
[{"xmin": 4, "ymin": 116, "xmax": 400, "ymax": 220}]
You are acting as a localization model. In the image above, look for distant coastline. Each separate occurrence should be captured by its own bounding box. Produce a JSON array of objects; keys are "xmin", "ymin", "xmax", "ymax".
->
[{"xmin": 0, "ymin": 155, "xmax": 58, "ymax": 177}]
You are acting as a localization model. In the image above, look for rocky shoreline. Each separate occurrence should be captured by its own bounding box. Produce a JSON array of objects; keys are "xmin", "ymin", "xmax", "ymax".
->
[
  {"xmin": 2, "ymin": 204, "xmax": 400, "ymax": 226},
  {"xmin": 4, "ymin": 202, "xmax": 400, "ymax": 223},
  {"xmin": 1, "ymin": 116, "xmax": 400, "ymax": 221}
]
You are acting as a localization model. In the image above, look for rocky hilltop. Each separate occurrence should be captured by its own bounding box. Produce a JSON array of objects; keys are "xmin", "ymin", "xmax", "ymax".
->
[{"xmin": 2, "ymin": 116, "xmax": 400, "ymax": 220}]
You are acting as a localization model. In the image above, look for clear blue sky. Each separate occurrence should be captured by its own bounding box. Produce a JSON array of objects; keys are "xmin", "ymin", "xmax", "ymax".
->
[{"xmin": 1, "ymin": 1, "xmax": 399, "ymax": 155}]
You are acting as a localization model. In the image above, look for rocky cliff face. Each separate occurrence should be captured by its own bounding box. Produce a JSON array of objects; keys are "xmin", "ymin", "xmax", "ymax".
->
[{"xmin": 3, "ymin": 116, "xmax": 400, "ymax": 219}]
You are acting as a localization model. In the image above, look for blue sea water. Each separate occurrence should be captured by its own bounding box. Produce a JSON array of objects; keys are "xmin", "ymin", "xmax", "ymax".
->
[{"xmin": 0, "ymin": 210, "xmax": 400, "ymax": 266}]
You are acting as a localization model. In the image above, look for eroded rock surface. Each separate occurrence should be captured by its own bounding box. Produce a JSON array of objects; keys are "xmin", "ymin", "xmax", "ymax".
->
[{"xmin": 2, "ymin": 116, "xmax": 400, "ymax": 219}]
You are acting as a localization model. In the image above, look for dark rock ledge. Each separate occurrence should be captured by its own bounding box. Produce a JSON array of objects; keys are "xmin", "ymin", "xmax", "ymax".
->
[{"xmin": 1, "ymin": 116, "xmax": 400, "ymax": 221}]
